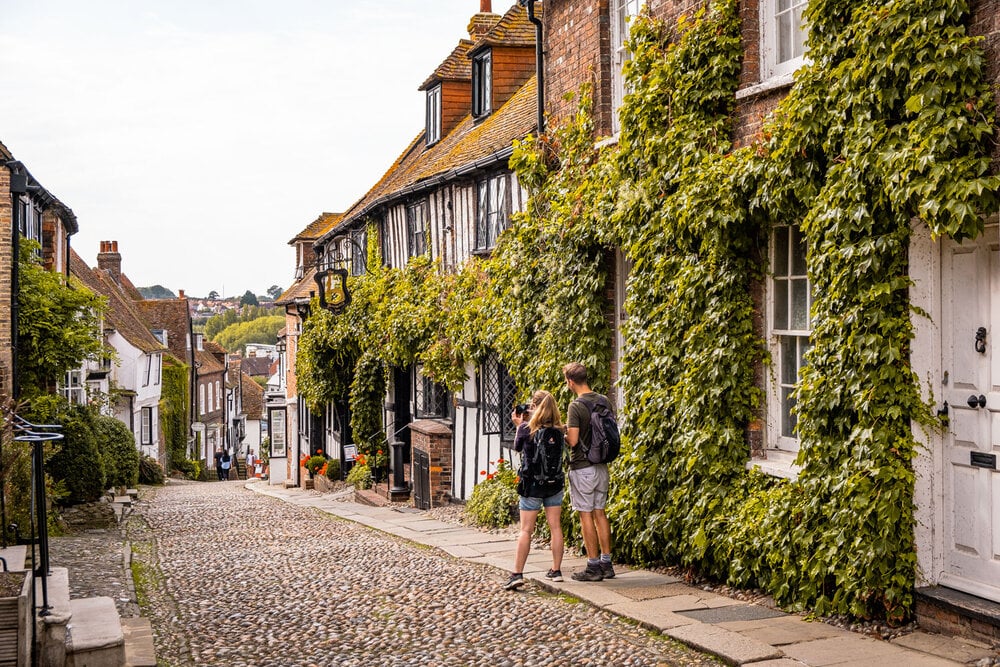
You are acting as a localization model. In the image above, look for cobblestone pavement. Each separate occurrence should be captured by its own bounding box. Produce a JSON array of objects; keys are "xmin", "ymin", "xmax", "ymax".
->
[
  {"xmin": 49, "ymin": 524, "xmax": 140, "ymax": 619},
  {"xmin": 128, "ymin": 481, "xmax": 723, "ymax": 666}
]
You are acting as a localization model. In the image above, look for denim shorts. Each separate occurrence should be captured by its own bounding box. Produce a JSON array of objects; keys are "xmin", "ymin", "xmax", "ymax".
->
[{"xmin": 519, "ymin": 488, "xmax": 564, "ymax": 511}]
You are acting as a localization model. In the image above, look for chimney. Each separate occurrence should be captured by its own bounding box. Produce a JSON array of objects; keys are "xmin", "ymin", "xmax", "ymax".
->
[
  {"xmin": 97, "ymin": 240, "xmax": 122, "ymax": 284},
  {"xmin": 468, "ymin": 1, "xmax": 500, "ymax": 39},
  {"xmin": 178, "ymin": 289, "xmax": 185, "ymax": 299}
]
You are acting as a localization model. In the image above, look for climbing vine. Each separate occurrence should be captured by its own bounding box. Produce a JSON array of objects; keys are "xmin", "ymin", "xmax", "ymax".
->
[{"xmin": 296, "ymin": 0, "xmax": 998, "ymax": 623}]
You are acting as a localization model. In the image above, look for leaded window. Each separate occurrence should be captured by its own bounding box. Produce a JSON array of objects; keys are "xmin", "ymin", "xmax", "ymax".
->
[
  {"xmin": 415, "ymin": 366, "xmax": 450, "ymax": 419},
  {"xmin": 480, "ymin": 351, "xmax": 518, "ymax": 441},
  {"xmin": 351, "ymin": 228, "xmax": 367, "ymax": 276},
  {"xmin": 406, "ymin": 201, "xmax": 427, "ymax": 258},
  {"xmin": 475, "ymin": 174, "xmax": 509, "ymax": 251}
]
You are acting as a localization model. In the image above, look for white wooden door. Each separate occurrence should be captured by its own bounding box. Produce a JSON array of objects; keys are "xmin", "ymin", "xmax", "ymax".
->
[{"xmin": 940, "ymin": 225, "xmax": 1000, "ymax": 602}]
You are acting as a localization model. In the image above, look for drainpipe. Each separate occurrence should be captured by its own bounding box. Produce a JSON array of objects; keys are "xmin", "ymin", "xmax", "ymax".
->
[
  {"xmin": 520, "ymin": 0, "xmax": 545, "ymax": 134},
  {"xmin": 8, "ymin": 167, "xmax": 26, "ymax": 400}
]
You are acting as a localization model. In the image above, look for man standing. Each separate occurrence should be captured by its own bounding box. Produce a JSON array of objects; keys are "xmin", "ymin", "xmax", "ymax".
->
[{"xmin": 563, "ymin": 362, "xmax": 614, "ymax": 581}]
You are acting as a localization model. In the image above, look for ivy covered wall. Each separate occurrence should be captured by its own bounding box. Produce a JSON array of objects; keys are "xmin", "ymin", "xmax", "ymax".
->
[{"xmin": 297, "ymin": 0, "xmax": 998, "ymax": 622}]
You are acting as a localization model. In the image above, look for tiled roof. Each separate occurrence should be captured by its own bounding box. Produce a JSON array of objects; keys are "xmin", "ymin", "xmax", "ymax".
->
[
  {"xmin": 288, "ymin": 212, "xmax": 343, "ymax": 245},
  {"xmin": 241, "ymin": 372, "xmax": 265, "ymax": 419},
  {"xmin": 69, "ymin": 249, "xmax": 165, "ymax": 355},
  {"xmin": 241, "ymin": 356, "xmax": 273, "ymax": 377},
  {"xmin": 471, "ymin": 3, "xmax": 541, "ymax": 51},
  {"xmin": 194, "ymin": 348, "xmax": 225, "ymax": 374},
  {"xmin": 137, "ymin": 298, "xmax": 192, "ymax": 364},
  {"xmin": 419, "ymin": 39, "xmax": 475, "ymax": 90},
  {"xmin": 275, "ymin": 266, "xmax": 317, "ymax": 305},
  {"xmin": 204, "ymin": 340, "xmax": 227, "ymax": 355},
  {"xmin": 325, "ymin": 75, "xmax": 537, "ymax": 240}
]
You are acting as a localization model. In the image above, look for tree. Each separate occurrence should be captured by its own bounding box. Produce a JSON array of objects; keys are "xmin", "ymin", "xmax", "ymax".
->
[
  {"xmin": 240, "ymin": 290, "xmax": 259, "ymax": 307},
  {"xmin": 266, "ymin": 284, "xmax": 284, "ymax": 300},
  {"xmin": 17, "ymin": 239, "xmax": 105, "ymax": 397},
  {"xmin": 208, "ymin": 290, "xmax": 220, "ymax": 300},
  {"xmin": 137, "ymin": 284, "xmax": 175, "ymax": 299},
  {"xmin": 214, "ymin": 315, "xmax": 285, "ymax": 353}
]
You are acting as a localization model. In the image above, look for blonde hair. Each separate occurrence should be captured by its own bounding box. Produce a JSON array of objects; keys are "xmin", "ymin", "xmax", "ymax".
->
[{"xmin": 528, "ymin": 390, "xmax": 562, "ymax": 434}]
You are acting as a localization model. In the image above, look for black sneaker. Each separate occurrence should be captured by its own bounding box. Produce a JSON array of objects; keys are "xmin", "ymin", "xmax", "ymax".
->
[
  {"xmin": 571, "ymin": 565, "xmax": 604, "ymax": 582},
  {"xmin": 600, "ymin": 561, "xmax": 615, "ymax": 579},
  {"xmin": 503, "ymin": 573, "xmax": 525, "ymax": 590},
  {"xmin": 544, "ymin": 569, "xmax": 564, "ymax": 582}
]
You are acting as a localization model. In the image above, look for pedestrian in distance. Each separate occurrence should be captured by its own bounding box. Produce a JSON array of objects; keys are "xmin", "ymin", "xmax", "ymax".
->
[
  {"xmin": 214, "ymin": 448, "xmax": 224, "ymax": 481},
  {"xmin": 220, "ymin": 449, "xmax": 232, "ymax": 481},
  {"xmin": 563, "ymin": 362, "xmax": 615, "ymax": 582},
  {"xmin": 504, "ymin": 390, "xmax": 566, "ymax": 591},
  {"xmin": 246, "ymin": 449, "xmax": 255, "ymax": 477}
]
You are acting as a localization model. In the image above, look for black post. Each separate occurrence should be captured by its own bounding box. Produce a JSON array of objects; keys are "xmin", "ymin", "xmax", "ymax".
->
[
  {"xmin": 390, "ymin": 441, "xmax": 407, "ymax": 495},
  {"xmin": 32, "ymin": 438, "xmax": 50, "ymax": 615}
]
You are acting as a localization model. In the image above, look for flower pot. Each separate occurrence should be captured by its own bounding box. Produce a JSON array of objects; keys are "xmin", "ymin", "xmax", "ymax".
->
[{"xmin": 0, "ymin": 570, "xmax": 31, "ymax": 667}]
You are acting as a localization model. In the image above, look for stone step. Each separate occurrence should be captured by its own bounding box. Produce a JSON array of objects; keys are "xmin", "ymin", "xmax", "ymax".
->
[
  {"xmin": 66, "ymin": 597, "xmax": 125, "ymax": 667},
  {"xmin": 121, "ymin": 617, "xmax": 156, "ymax": 667},
  {"xmin": 916, "ymin": 586, "xmax": 1000, "ymax": 647},
  {"xmin": 35, "ymin": 567, "xmax": 72, "ymax": 667}
]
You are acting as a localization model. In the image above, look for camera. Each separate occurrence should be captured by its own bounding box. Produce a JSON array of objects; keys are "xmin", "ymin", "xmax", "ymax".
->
[{"xmin": 514, "ymin": 403, "xmax": 531, "ymax": 415}]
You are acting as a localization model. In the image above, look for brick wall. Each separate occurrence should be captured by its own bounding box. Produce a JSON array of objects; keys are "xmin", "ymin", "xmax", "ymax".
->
[
  {"xmin": 544, "ymin": 0, "xmax": 610, "ymax": 133},
  {"xmin": 0, "ymin": 168, "xmax": 12, "ymax": 396},
  {"xmin": 410, "ymin": 419, "xmax": 453, "ymax": 507},
  {"xmin": 490, "ymin": 45, "xmax": 537, "ymax": 111}
]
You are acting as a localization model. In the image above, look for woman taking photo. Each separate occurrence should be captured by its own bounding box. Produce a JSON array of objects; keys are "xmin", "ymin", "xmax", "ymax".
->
[{"xmin": 503, "ymin": 390, "xmax": 566, "ymax": 590}]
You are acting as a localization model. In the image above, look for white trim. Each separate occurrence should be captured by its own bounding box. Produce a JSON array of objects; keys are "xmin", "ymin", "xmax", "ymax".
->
[{"xmin": 759, "ymin": 0, "xmax": 807, "ymax": 82}]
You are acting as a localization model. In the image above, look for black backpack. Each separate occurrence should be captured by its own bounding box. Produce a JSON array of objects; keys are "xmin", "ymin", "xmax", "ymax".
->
[
  {"xmin": 579, "ymin": 396, "xmax": 621, "ymax": 464},
  {"xmin": 527, "ymin": 426, "xmax": 565, "ymax": 497}
]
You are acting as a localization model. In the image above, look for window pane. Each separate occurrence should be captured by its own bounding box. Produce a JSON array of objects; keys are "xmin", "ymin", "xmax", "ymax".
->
[
  {"xmin": 781, "ymin": 337, "xmax": 798, "ymax": 386},
  {"xmin": 773, "ymin": 227, "xmax": 789, "ymax": 276},
  {"xmin": 778, "ymin": 12, "xmax": 792, "ymax": 63},
  {"xmin": 773, "ymin": 278, "xmax": 789, "ymax": 329},
  {"xmin": 792, "ymin": 6, "xmax": 806, "ymax": 59},
  {"xmin": 790, "ymin": 225, "xmax": 807, "ymax": 275},
  {"xmin": 791, "ymin": 278, "xmax": 809, "ymax": 330},
  {"xmin": 781, "ymin": 388, "xmax": 797, "ymax": 437}
]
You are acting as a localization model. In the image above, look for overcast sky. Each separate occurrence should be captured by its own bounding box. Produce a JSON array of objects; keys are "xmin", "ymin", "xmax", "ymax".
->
[{"xmin": 1, "ymin": 0, "xmax": 489, "ymax": 298}]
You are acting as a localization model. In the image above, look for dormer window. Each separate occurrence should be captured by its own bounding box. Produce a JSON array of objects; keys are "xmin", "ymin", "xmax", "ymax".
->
[
  {"xmin": 426, "ymin": 84, "xmax": 442, "ymax": 145},
  {"xmin": 472, "ymin": 50, "xmax": 492, "ymax": 118}
]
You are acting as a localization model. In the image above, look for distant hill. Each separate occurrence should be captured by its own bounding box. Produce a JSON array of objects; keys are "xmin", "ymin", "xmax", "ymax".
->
[{"xmin": 137, "ymin": 285, "xmax": 176, "ymax": 299}]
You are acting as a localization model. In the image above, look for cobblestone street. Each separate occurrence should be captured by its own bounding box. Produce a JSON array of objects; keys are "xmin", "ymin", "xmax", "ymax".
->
[{"xmin": 126, "ymin": 481, "xmax": 721, "ymax": 666}]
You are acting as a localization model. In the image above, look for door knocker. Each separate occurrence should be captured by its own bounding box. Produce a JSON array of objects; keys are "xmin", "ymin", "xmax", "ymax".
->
[{"xmin": 975, "ymin": 327, "xmax": 988, "ymax": 354}]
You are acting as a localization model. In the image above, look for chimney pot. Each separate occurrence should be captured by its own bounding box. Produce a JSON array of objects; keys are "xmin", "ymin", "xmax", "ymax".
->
[
  {"xmin": 481, "ymin": 0, "xmax": 491, "ymax": 12},
  {"xmin": 97, "ymin": 240, "xmax": 123, "ymax": 284},
  {"xmin": 178, "ymin": 289, "xmax": 185, "ymax": 299}
]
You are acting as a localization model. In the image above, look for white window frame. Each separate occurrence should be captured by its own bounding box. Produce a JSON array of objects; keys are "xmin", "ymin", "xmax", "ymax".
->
[
  {"xmin": 207, "ymin": 382, "xmax": 213, "ymax": 415},
  {"xmin": 140, "ymin": 406, "xmax": 153, "ymax": 445},
  {"xmin": 767, "ymin": 224, "xmax": 812, "ymax": 456},
  {"xmin": 60, "ymin": 370, "xmax": 86, "ymax": 405},
  {"xmin": 215, "ymin": 380, "xmax": 221, "ymax": 411},
  {"xmin": 760, "ymin": 0, "xmax": 808, "ymax": 81},
  {"xmin": 199, "ymin": 383, "xmax": 206, "ymax": 416},
  {"xmin": 610, "ymin": 0, "xmax": 642, "ymax": 136},
  {"xmin": 426, "ymin": 84, "xmax": 442, "ymax": 145},
  {"xmin": 142, "ymin": 355, "xmax": 152, "ymax": 387}
]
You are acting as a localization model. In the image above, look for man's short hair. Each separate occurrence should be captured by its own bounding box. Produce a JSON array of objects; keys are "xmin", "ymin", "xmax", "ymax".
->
[{"xmin": 562, "ymin": 362, "xmax": 588, "ymax": 385}]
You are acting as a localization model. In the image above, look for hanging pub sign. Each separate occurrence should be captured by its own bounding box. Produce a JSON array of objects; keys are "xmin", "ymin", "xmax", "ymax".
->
[{"xmin": 314, "ymin": 267, "xmax": 351, "ymax": 313}]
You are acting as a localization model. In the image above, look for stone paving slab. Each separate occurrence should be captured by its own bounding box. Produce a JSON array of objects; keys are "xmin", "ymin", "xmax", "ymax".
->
[
  {"xmin": 678, "ymin": 604, "xmax": 786, "ymax": 624},
  {"xmin": 121, "ymin": 617, "xmax": 156, "ymax": 667},
  {"xmin": 891, "ymin": 631, "xmax": 998, "ymax": 664},
  {"xmin": 601, "ymin": 601, "xmax": 701, "ymax": 632},
  {"xmin": 718, "ymin": 615, "xmax": 848, "ymax": 646},
  {"xmin": 666, "ymin": 622, "xmax": 784, "ymax": 664},
  {"xmin": 0, "ymin": 545, "xmax": 27, "ymax": 571},
  {"xmin": 781, "ymin": 635, "xmax": 960, "ymax": 666},
  {"xmin": 748, "ymin": 659, "xmax": 808, "ymax": 666}
]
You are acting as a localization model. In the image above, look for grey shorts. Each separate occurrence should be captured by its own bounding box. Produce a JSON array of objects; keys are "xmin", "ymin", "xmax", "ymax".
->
[{"xmin": 568, "ymin": 464, "xmax": 609, "ymax": 512}]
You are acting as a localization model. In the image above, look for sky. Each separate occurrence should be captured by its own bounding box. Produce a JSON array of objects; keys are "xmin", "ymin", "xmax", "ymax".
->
[{"xmin": 0, "ymin": 0, "xmax": 489, "ymax": 298}]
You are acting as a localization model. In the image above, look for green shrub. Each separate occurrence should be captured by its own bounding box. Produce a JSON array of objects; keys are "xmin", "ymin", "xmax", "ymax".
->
[
  {"xmin": 27, "ymin": 398, "xmax": 105, "ymax": 504},
  {"xmin": 304, "ymin": 455, "xmax": 327, "ymax": 475},
  {"xmin": 465, "ymin": 459, "xmax": 518, "ymax": 528},
  {"xmin": 138, "ymin": 454, "xmax": 165, "ymax": 485},
  {"xmin": 171, "ymin": 458, "xmax": 202, "ymax": 481},
  {"xmin": 345, "ymin": 462, "xmax": 372, "ymax": 489},
  {"xmin": 325, "ymin": 458, "xmax": 341, "ymax": 480},
  {"xmin": 96, "ymin": 416, "xmax": 139, "ymax": 489}
]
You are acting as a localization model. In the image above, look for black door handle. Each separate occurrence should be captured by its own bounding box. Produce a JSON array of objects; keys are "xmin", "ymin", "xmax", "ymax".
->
[
  {"xmin": 976, "ymin": 327, "xmax": 988, "ymax": 354},
  {"xmin": 967, "ymin": 394, "xmax": 987, "ymax": 409}
]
